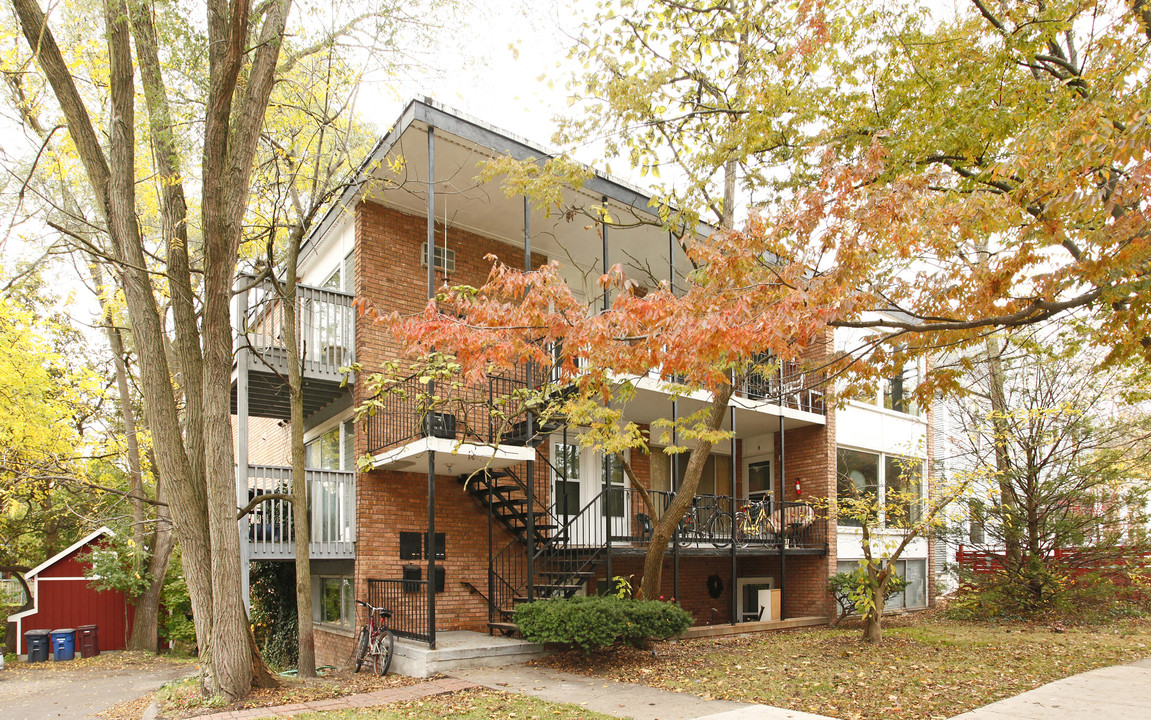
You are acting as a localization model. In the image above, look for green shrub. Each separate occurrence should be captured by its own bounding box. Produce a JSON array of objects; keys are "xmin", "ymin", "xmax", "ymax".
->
[
  {"xmin": 946, "ymin": 566, "xmax": 1151, "ymax": 624},
  {"xmin": 513, "ymin": 595, "xmax": 693, "ymax": 652}
]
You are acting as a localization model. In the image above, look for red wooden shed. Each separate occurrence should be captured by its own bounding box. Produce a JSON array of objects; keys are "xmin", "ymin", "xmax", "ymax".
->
[{"xmin": 10, "ymin": 527, "xmax": 135, "ymax": 656}]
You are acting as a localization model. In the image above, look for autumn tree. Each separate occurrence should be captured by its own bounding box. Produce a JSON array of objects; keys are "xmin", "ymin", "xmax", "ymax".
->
[
  {"xmin": 4, "ymin": 0, "xmax": 450, "ymax": 696},
  {"xmin": 0, "ymin": 278, "xmax": 100, "ymax": 570},
  {"xmin": 367, "ymin": 219, "xmax": 844, "ymax": 600},
  {"xmin": 942, "ymin": 334, "xmax": 1151, "ymax": 614}
]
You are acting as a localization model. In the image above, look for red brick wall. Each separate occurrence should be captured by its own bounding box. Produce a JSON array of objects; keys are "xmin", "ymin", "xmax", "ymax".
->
[
  {"xmin": 314, "ymin": 628, "xmax": 356, "ymax": 669},
  {"xmin": 351, "ymin": 200, "xmax": 548, "ymax": 633},
  {"xmin": 347, "ymin": 200, "xmax": 841, "ymax": 631}
]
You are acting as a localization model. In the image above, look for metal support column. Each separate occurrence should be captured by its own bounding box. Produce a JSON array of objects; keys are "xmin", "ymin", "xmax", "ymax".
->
[
  {"xmin": 672, "ymin": 399, "xmax": 680, "ymax": 602},
  {"xmin": 730, "ymin": 406, "xmax": 738, "ymax": 625},
  {"xmin": 426, "ymin": 125, "xmax": 437, "ymax": 649},
  {"xmin": 523, "ymin": 196, "xmax": 536, "ymax": 602},
  {"xmin": 778, "ymin": 359, "xmax": 786, "ymax": 622},
  {"xmin": 602, "ymin": 196, "xmax": 610, "ymax": 313}
]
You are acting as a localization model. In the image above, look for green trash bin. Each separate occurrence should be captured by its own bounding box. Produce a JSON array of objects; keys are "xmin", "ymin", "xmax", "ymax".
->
[
  {"xmin": 24, "ymin": 630, "xmax": 51, "ymax": 662},
  {"xmin": 50, "ymin": 628, "xmax": 76, "ymax": 661}
]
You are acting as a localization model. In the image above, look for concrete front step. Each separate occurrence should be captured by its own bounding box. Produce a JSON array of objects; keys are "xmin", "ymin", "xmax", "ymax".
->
[{"xmin": 390, "ymin": 630, "xmax": 546, "ymax": 679}]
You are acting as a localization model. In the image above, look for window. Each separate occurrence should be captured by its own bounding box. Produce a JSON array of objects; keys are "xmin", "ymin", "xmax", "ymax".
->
[
  {"xmin": 314, "ymin": 575, "xmax": 353, "ymax": 628},
  {"xmin": 603, "ymin": 452, "xmax": 625, "ymax": 518},
  {"xmin": 305, "ymin": 421, "xmax": 355, "ymax": 471},
  {"xmin": 747, "ymin": 460, "xmax": 772, "ymax": 504},
  {"xmin": 836, "ymin": 447, "xmax": 923, "ymax": 528},
  {"xmin": 649, "ymin": 451, "xmax": 733, "ymax": 497},
  {"xmin": 883, "ymin": 362, "xmax": 920, "ymax": 416},
  {"xmin": 420, "ymin": 242, "xmax": 456, "ymax": 273},
  {"xmin": 836, "ymin": 559, "xmax": 927, "ymax": 610},
  {"xmin": 885, "ymin": 455, "xmax": 922, "ymax": 527},
  {"xmin": 836, "ymin": 449, "xmax": 880, "ymax": 528},
  {"xmin": 306, "ymin": 426, "xmax": 341, "ymax": 470},
  {"xmin": 553, "ymin": 443, "xmax": 581, "ymax": 518}
]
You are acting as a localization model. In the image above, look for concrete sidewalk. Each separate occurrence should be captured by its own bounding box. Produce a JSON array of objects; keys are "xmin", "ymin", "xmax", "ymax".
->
[
  {"xmin": 450, "ymin": 665, "xmax": 839, "ymax": 720},
  {"xmin": 949, "ymin": 657, "xmax": 1151, "ymax": 720}
]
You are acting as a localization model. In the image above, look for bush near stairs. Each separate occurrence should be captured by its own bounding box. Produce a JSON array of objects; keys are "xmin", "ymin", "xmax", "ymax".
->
[{"xmin": 513, "ymin": 596, "xmax": 693, "ymax": 652}]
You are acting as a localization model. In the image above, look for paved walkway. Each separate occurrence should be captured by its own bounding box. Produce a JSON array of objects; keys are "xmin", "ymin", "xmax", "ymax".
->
[
  {"xmin": 450, "ymin": 665, "xmax": 836, "ymax": 720},
  {"xmin": 949, "ymin": 656, "xmax": 1151, "ymax": 720},
  {"xmin": 0, "ymin": 659, "xmax": 191, "ymax": 720},
  {"xmin": 185, "ymin": 677, "xmax": 478, "ymax": 719}
]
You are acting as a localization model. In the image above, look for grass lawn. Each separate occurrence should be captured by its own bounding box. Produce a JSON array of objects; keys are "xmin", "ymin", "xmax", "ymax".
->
[
  {"xmin": 535, "ymin": 610, "xmax": 1151, "ymax": 720},
  {"xmin": 285, "ymin": 688, "xmax": 616, "ymax": 719}
]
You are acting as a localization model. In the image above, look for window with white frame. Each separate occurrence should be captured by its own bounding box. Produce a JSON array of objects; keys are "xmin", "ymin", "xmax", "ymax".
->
[
  {"xmin": 313, "ymin": 575, "xmax": 354, "ymax": 628},
  {"xmin": 420, "ymin": 242, "xmax": 456, "ymax": 272},
  {"xmin": 305, "ymin": 420, "xmax": 355, "ymax": 471},
  {"xmin": 836, "ymin": 447, "xmax": 923, "ymax": 528},
  {"xmin": 835, "ymin": 559, "xmax": 927, "ymax": 609}
]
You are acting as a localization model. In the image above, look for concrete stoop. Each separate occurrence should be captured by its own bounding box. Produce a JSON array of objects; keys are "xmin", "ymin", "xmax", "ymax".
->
[{"xmin": 390, "ymin": 630, "xmax": 546, "ymax": 678}]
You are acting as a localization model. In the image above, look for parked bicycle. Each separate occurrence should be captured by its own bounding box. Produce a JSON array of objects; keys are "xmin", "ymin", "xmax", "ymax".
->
[
  {"xmin": 672, "ymin": 495, "xmax": 735, "ymax": 548},
  {"xmin": 354, "ymin": 599, "xmax": 394, "ymax": 676},
  {"xmin": 735, "ymin": 499, "xmax": 775, "ymax": 548}
]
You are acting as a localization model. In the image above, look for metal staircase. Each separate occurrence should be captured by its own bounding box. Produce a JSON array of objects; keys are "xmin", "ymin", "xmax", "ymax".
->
[{"xmin": 458, "ymin": 462, "xmax": 609, "ymax": 635}]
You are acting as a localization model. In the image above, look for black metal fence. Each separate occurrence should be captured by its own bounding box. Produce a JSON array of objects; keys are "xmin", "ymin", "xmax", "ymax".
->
[{"xmin": 366, "ymin": 578, "xmax": 431, "ymax": 643}]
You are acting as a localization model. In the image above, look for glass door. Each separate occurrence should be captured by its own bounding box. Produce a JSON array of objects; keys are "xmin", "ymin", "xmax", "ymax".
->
[{"xmin": 748, "ymin": 460, "xmax": 773, "ymax": 510}]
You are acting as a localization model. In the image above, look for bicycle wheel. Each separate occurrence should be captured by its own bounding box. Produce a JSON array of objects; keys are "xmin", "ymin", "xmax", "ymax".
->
[
  {"xmin": 707, "ymin": 511, "xmax": 733, "ymax": 548},
  {"xmin": 354, "ymin": 627, "xmax": 369, "ymax": 673},
  {"xmin": 371, "ymin": 629, "xmax": 394, "ymax": 676},
  {"xmin": 735, "ymin": 512, "xmax": 751, "ymax": 548}
]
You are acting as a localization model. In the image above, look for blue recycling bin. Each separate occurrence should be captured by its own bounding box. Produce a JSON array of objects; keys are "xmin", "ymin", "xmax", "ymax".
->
[
  {"xmin": 24, "ymin": 629, "xmax": 50, "ymax": 662},
  {"xmin": 50, "ymin": 628, "xmax": 76, "ymax": 661}
]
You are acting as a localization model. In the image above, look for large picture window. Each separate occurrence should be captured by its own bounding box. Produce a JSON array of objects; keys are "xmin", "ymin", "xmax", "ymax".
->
[{"xmin": 836, "ymin": 448, "xmax": 923, "ymax": 528}]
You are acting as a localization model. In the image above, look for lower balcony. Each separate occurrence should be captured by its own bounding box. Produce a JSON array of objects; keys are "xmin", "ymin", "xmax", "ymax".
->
[
  {"xmin": 242, "ymin": 464, "xmax": 356, "ymax": 560},
  {"xmin": 548, "ymin": 487, "xmax": 828, "ymax": 557}
]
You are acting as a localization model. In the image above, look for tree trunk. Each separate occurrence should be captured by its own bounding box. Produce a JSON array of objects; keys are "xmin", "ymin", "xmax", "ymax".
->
[
  {"xmin": 282, "ymin": 230, "xmax": 316, "ymax": 677},
  {"xmin": 862, "ymin": 611, "xmax": 883, "ymax": 643},
  {"xmin": 638, "ymin": 383, "xmax": 734, "ymax": 599}
]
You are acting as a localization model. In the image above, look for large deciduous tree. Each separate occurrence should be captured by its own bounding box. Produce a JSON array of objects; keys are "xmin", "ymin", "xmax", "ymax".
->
[{"xmin": 7, "ymin": 0, "xmax": 290, "ymax": 697}]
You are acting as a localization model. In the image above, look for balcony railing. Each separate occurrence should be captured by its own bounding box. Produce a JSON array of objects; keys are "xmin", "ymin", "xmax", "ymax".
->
[
  {"xmin": 364, "ymin": 364, "xmax": 545, "ymax": 455},
  {"xmin": 238, "ymin": 280, "xmax": 355, "ymax": 378},
  {"xmin": 549, "ymin": 486, "xmax": 827, "ymax": 552},
  {"xmin": 367, "ymin": 578, "xmax": 431, "ymax": 644},
  {"xmin": 245, "ymin": 464, "xmax": 356, "ymax": 559},
  {"xmin": 736, "ymin": 360, "xmax": 826, "ymax": 415}
]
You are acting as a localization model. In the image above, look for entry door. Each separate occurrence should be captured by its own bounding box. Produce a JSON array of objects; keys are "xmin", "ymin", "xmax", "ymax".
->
[
  {"xmin": 747, "ymin": 460, "xmax": 774, "ymax": 510},
  {"xmin": 550, "ymin": 441, "xmax": 629, "ymax": 546}
]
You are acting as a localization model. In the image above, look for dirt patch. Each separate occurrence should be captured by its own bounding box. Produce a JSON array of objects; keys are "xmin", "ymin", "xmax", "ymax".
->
[{"xmin": 99, "ymin": 667, "xmax": 425, "ymax": 720}]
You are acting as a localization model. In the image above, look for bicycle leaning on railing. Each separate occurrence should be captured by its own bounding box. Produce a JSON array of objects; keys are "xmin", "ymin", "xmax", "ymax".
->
[
  {"xmin": 735, "ymin": 499, "xmax": 776, "ymax": 548},
  {"xmin": 354, "ymin": 599, "xmax": 394, "ymax": 676}
]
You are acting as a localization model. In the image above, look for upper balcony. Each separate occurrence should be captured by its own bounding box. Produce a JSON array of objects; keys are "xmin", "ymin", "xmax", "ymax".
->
[
  {"xmin": 364, "ymin": 365, "xmax": 546, "ymax": 475},
  {"xmin": 232, "ymin": 278, "xmax": 356, "ymax": 421},
  {"xmin": 618, "ymin": 359, "xmax": 827, "ymax": 441}
]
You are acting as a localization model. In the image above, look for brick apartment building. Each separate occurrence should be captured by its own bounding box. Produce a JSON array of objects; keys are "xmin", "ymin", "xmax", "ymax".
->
[{"xmin": 232, "ymin": 99, "xmax": 933, "ymax": 668}]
